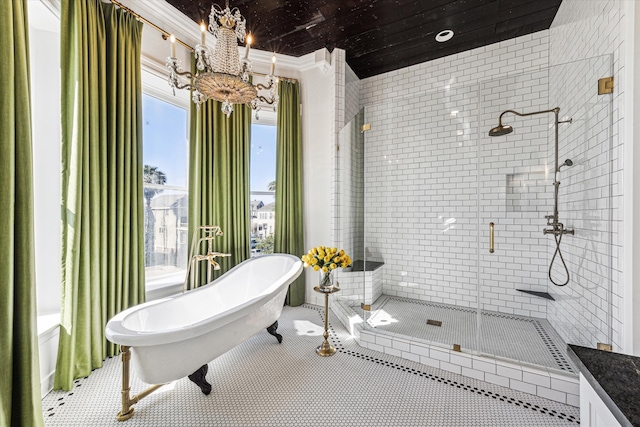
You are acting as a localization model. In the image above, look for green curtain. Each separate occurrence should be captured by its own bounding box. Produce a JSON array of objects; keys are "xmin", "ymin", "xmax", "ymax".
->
[
  {"xmin": 0, "ymin": 1, "xmax": 45, "ymax": 426},
  {"xmin": 55, "ymin": 0, "xmax": 144, "ymax": 391},
  {"xmin": 188, "ymin": 65, "xmax": 251, "ymax": 287},
  {"xmin": 274, "ymin": 80, "xmax": 305, "ymax": 306}
]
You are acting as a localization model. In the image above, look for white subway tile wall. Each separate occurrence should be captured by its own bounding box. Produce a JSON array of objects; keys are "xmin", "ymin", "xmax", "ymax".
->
[
  {"xmin": 479, "ymin": 69, "xmax": 552, "ymax": 318},
  {"xmin": 356, "ymin": 32, "xmax": 555, "ymax": 318},
  {"xmin": 544, "ymin": 56, "xmax": 614, "ymax": 348},
  {"xmin": 548, "ymin": 0, "xmax": 623, "ymax": 350},
  {"xmin": 337, "ymin": 117, "xmax": 360, "ymax": 267},
  {"xmin": 345, "ymin": 64, "xmax": 361, "ymax": 127}
]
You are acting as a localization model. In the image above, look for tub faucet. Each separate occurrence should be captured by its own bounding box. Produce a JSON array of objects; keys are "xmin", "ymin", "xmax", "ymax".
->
[
  {"xmin": 183, "ymin": 225, "xmax": 231, "ymax": 292},
  {"xmin": 192, "ymin": 251, "xmax": 231, "ymax": 270}
]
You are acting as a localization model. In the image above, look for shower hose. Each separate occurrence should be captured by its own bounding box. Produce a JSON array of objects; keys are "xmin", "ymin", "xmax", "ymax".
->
[{"xmin": 549, "ymin": 223, "xmax": 570, "ymax": 286}]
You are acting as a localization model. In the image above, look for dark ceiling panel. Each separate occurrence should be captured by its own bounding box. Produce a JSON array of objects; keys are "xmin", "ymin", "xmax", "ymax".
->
[{"xmin": 164, "ymin": 0, "xmax": 562, "ymax": 79}]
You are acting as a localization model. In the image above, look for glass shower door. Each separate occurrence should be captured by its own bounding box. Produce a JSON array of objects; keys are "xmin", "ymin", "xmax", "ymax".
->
[
  {"xmin": 477, "ymin": 56, "xmax": 614, "ymax": 369},
  {"xmin": 359, "ymin": 86, "xmax": 481, "ymax": 352},
  {"xmin": 334, "ymin": 109, "xmax": 366, "ymax": 311}
]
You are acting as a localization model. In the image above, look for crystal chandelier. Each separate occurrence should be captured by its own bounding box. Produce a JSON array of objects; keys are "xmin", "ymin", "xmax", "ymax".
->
[{"xmin": 166, "ymin": 1, "xmax": 278, "ymax": 117}]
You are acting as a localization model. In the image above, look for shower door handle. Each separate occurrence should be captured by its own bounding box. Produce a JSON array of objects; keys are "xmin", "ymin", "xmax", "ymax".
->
[{"xmin": 489, "ymin": 222, "xmax": 494, "ymax": 253}]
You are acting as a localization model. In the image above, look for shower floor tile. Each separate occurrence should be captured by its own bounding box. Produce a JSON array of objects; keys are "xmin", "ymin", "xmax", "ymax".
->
[{"xmin": 365, "ymin": 295, "xmax": 576, "ymax": 373}]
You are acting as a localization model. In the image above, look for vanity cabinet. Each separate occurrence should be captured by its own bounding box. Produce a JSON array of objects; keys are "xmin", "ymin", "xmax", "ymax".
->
[{"xmin": 579, "ymin": 373, "xmax": 622, "ymax": 427}]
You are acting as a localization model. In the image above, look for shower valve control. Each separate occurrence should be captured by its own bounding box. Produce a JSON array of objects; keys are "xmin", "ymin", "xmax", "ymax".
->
[{"xmin": 543, "ymin": 222, "xmax": 574, "ymax": 236}]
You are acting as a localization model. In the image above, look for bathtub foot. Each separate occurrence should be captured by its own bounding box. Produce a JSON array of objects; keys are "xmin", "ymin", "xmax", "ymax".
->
[
  {"xmin": 188, "ymin": 364, "xmax": 212, "ymax": 395},
  {"xmin": 116, "ymin": 345, "xmax": 165, "ymax": 421},
  {"xmin": 266, "ymin": 321, "xmax": 283, "ymax": 343}
]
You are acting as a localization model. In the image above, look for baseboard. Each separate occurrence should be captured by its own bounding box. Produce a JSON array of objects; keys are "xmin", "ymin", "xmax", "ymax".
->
[
  {"xmin": 38, "ymin": 313, "xmax": 60, "ymax": 398},
  {"xmin": 40, "ymin": 368, "xmax": 56, "ymax": 398}
]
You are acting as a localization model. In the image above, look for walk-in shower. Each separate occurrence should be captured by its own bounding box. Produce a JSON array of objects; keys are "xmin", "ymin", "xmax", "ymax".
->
[
  {"xmin": 489, "ymin": 107, "xmax": 574, "ymax": 286},
  {"xmin": 334, "ymin": 56, "xmax": 613, "ymax": 383}
]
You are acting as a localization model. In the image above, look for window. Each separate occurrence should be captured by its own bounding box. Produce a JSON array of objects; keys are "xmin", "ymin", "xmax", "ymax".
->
[
  {"xmin": 29, "ymin": 0, "xmax": 62, "ymax": 316},
  {"xmin": 142, "ymin": 92, "xmax": 188, "ymax": 279},
  {"xmin": 250, "ymin": 115, "xmax": 277, "ymax": 256}
]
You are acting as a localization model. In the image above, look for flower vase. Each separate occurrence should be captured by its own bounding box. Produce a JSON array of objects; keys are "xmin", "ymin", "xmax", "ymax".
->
[{"xmin": 318, "ymin": 271, "xmax": 334, "ymax": 292}]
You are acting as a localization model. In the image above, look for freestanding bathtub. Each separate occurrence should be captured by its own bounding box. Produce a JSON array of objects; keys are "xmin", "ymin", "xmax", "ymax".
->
[{"xmin": 105, "ymin": 253, "xmax": 303, "ymax": 386}]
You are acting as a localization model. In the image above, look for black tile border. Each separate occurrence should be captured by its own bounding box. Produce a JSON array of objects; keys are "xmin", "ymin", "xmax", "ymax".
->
[{"xmin": 306, "ymin": 304, "xmax": 580, "ymax": 425}]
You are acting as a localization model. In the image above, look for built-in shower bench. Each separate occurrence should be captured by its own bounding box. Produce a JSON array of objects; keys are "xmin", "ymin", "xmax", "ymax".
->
[{"xmin": 335, "ymin": 260, "xmax": 384, "ymax": 305}]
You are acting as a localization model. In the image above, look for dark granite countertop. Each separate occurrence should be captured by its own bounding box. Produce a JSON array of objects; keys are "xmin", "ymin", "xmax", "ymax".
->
[{"xmin": 568, "ymin": 344, "xmax": 640, "ymax": 427}]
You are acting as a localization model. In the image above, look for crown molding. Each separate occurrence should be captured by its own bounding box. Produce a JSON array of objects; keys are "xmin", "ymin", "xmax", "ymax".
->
[
  {"xmin": 52, "ymin": 0, "xmax": 332, "ymax": 80},
  {"xmin": 141, "ymin": 53, "xmax": 169, "ymax": 80},
  {"xmin": 117, "ymin": 1, "xmax": 309, "ymax": 76},
  {"xmin": 115, "ymin": 0, "xmax": 203, "ymax": 48},
  {"xmin": 249, "ymin": 50, "xmax": 302, "ymax": 72}
]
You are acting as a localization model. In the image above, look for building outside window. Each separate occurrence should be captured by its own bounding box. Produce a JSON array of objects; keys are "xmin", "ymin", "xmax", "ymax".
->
[
  {"xmin": 250, "ymin": 116, "xmax": 277, "ymax": 255},
  {"xmin": 142, "ymin": 92, "xmax": 189, "ymax": 279}
]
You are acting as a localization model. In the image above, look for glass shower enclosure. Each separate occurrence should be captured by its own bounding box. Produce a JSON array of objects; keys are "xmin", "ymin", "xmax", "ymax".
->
[{"xmin": 335, "ymin": 55, "xmax": 614, "ymax": 372}]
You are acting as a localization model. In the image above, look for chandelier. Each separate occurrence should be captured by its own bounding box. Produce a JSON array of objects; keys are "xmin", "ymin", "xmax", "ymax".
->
[{"xmin": 165, "ymin": 1, "xmax": 278, "ymax": 117}]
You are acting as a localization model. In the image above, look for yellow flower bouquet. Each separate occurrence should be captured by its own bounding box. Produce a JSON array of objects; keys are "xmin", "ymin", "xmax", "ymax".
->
[{"xmin": 301, "ymin": 246, "xmax": 352, "ymax": 290}]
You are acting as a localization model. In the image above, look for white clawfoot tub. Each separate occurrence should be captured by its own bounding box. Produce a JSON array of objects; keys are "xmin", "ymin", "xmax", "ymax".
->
[{"xmin": 105, "ymin": 253, "xmax": 302, "ymax": 386}]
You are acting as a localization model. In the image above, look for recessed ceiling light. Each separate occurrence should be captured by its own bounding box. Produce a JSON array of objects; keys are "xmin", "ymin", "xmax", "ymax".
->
[{"xmin": 436, "ymin": 29, "xmax": 454, "ymax": 42}]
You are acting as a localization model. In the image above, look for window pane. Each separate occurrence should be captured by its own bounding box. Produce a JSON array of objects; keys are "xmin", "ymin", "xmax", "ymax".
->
[
  {"xmin": 142, "ymin": 94, "xmax": 188, "ymax": 278},
  {"xmin": 250, "ymin": 123, "xmax": 276, "ymax": 256},
  {"xmin": 144, "ymin": 189, "xmax": 188, "ymax": 276},
  {"xmin": 142, "ymin": 94, "xmax": 188, "ymax": 187}
]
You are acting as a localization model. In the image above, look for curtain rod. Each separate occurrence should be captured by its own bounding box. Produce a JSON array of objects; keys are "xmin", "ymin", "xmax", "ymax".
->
[{"xmin": 110, "ymin": 0, "xmax": 298, "ymax": 83}]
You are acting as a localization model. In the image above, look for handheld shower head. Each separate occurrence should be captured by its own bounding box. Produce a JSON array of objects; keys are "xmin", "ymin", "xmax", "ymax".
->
[
  {"xmin": 488, "ymin": 124, "xmax": 513, "ymax": 137},
  {"xmin": 558, "ymin": 159, "xmax": 573, "ymax": 170}
]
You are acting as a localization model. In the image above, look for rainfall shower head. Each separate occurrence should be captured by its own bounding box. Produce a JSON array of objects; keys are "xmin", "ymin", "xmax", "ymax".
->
[
  {"xmin": 488, "ymin": 124, "xmax": 513, "ymax": 137},
  {"xmin": 489, "ymin": 107, "xmax": 561, "ymax": 137}
]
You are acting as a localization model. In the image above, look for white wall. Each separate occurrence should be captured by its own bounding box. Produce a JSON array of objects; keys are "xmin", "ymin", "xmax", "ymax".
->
[{"xmin": 299, "ymin": 53, "xmax": 336, "ymax": 306}]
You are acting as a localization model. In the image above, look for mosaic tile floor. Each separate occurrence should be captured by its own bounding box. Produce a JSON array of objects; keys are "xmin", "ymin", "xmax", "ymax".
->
[
  {"xmin": 42, "ymin": 305, "xmax": 579, "ymax": 426},
  {"xmin": 366, "ymin": 296, "xmax": 576, "ymax": 372}
]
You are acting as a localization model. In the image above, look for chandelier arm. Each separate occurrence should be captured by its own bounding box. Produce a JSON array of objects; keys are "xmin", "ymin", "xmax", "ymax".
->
[
  {"xmin": 173, "ymin": 81, "xmax": 195, "ymax": 91},
  {"xmin": 254, "ymin": 82, "xmax": 274, "ymax": 91},
  {"xmin": 172, "ymin": 69, "xmax": 195, "ymax": 79},
  {"xmin": 255, "ymin": 95, "xmax": 276, "ymax": 105}
]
